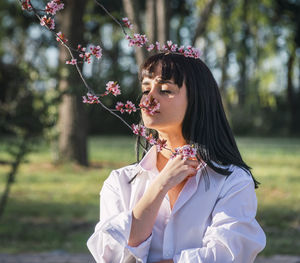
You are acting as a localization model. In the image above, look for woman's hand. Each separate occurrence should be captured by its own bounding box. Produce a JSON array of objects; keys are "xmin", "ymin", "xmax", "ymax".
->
[
  {"xmin": 129, "ymin": 155, "xmax": 198, "ymax": 247},
  {"xmin": 156, "ymin": 155, "xmax": 199, "ymax": 192}
]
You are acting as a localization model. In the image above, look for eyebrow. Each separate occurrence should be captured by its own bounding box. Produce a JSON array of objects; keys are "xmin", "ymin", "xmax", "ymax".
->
[{"xmin": 141, "ymin": 79, "xmax": 174, "ymax": 85}]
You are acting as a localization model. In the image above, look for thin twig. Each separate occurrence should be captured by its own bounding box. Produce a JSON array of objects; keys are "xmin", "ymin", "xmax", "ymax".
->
[{"xmin": 93, "ymin": 0, "xmax": 128, "ymax": 36}]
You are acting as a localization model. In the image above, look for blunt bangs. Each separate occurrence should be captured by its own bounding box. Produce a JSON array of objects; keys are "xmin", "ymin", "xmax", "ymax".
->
[{"xmin": 139, "ymin": 53, "xmax": 185, "ymax": 88}]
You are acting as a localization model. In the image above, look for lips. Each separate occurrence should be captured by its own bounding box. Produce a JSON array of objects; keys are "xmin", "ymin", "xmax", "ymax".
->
[{"xmin": 142, "ymin": 108, "xmax": 160, "ymax": 115}]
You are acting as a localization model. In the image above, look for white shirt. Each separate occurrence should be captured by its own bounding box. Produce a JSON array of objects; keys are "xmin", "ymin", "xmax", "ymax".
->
[{"xmin": 87, "ymin": 146, "xmax": 266, "ymax": 263}]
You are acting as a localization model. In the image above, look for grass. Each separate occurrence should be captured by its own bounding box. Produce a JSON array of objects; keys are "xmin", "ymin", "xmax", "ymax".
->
[{"xmin": 0, "ymin": 136, "xmax": 299, "ymax": 256}]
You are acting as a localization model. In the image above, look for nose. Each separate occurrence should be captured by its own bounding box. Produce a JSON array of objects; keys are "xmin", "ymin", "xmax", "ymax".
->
[
  {"xmin": 147, "ymin": 79, "xmax": 161, "ymax": 97},
  {"xmin": 147, "ymin": 86, "xmax": 156, "ymax": 97}
]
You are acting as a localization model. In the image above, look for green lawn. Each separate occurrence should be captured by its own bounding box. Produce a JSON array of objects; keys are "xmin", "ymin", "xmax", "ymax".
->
[{"xmin": 0, "ymin": 136, "xmax": 299, "ymax": 256}]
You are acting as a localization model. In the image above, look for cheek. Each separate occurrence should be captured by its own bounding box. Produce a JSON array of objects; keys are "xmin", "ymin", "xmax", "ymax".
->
[
  {"xmin": 140, "ymin": 95, "xmax": 146, "ymax": 103},
  {"xmin": 177, "ymin": 97, "xmax": 188, "ymax": 117}
]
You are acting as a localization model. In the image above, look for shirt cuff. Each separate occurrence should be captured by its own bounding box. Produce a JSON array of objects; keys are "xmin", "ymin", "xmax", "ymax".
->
[{"xmin": 102, "ymin": 210, "xmax": 152, "ymax": 262}]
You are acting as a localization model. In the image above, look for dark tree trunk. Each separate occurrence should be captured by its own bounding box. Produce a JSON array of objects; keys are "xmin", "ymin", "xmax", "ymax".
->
[
  {"xmin": 146, "ymin": 0, "xmax": 157, "ymax": 44},
  {"xmin": 0, "ymin": 136, "xmax": 28, "ymax": 219},
  {"xmin": 237, "ymin": 0, "xmax": 250, "ymax": 107},
  {"xmin": 192, "ymin": 0, "xmax": 216, "ymax": 45},
  {"xmin": 219, "ymin": 0, "xmax": 234, "ymax": 112},
  {"xmin": 57, "ymin": 0, "xmax": 88, "ymax": 166},
  {"xmin": 156, "ymin": 0, "xmax": 169, "ymax": 44},
  {"xmin": 219, "ymin": 44, "xmax": 230, "ymax": 112}
]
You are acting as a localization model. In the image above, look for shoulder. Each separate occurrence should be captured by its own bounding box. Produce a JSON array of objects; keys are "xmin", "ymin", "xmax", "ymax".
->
[
  {"xmin": 102, "ymin": 163, "xmax": 140, "ymax": 191},
  {"xmin": 226, "ymin": 165, "xmax": 253, "ymax": 185},
  {"xmin": 219, "ymin": 165, "xmax": 255, "ymax": 199}
]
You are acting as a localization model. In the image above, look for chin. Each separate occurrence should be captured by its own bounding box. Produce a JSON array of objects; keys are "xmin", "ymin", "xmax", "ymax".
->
[
  {"xmin": 143, "ymin": 122, "xmax": 158, "ymax": 130},
  {"xmin": 142, "ymin": 115, "xmax": 157, "ymax": 128}
]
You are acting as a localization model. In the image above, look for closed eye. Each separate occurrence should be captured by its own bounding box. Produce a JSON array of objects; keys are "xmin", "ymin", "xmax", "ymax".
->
[
  {"xmin": 160, "ymin": 90, "xmax": 171, "ymax": 94},
  {"xmin": 142, "ymin": 90, "xmax": 150, "ymax": 95}
]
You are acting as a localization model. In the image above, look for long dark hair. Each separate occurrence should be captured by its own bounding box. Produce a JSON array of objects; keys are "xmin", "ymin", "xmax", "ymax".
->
[{"xmin": 134, "ymin": 52, "xmax": 259, "ymax": 189}]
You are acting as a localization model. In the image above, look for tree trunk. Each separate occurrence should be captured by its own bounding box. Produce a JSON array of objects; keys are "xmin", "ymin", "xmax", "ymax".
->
[
  {"xmin": 219, "ymin": 0, "xmax": 234, "ymax": 112},
  {"xmin": 237, "ymin": 0, "xmax": 250, "ymax": 107},
  {"xmin": 219, "ymin": 44, "xmax": 230, "ymax": 112},
  {"xmin": 146, "ymin": 0, "xmax": 157, "ymax": 44},
  {"xmin": 0, "ymin": 136, "xmax": 28, "ymax": 219},
  {"xmin": 192, "ymin": 0, "xmax": 217, "ymax": 45},
  {"xmin": 122, "ymin": 0, "xmax": 147, "ymax": 67},
  {"xmin": 57, "ymin": 0, "xmax": 88, "ymax": 166},
  {"xmin": 156, "ymin": 0, "xmax": 169, "ymax": 44}
]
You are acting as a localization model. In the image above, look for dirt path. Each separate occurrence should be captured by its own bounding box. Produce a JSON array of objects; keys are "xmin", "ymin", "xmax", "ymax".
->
[{"xmin": 0, "ymin": 252, "xmax": 300, "ymax": 263}]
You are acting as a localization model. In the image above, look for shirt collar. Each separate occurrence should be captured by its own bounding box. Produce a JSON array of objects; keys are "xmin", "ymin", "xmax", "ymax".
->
[{"xmin": 137, "ymin": 145, "xmax": 159, "ymax": 175}]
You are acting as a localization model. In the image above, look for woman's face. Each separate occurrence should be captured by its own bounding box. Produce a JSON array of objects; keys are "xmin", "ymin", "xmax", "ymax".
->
[{"xmin": 140, "ymin": 63, "xmax": 188, "ymax": 135}]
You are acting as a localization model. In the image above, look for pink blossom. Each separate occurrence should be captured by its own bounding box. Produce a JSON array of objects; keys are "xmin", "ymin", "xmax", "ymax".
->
[
  {"xmin": 163, "ymin": 40, "xmax": 176, "ymax": 52},
  {"xmin": 21, "ymin": 0, "xmax": 32, "ymax": 10},
  {"xmin": 171, "ymin": 44, "xmax": 178, "ymax": 52},
  {"xmin": 79, "ymin": 52, "xmax": 92, "ymax": 63},
  {"xmin": 147, "ymin": 41, "xmax": 201, "ymax": 59},
  {"xmin": 180, "ymin": 46, "xmax": 201, "ymax": 59},
  {"xmin": 82, "ymin": 93, "xmax": 100, "ymax": 104},
  {"xmin": 66, "ymin": 58, "xmax": 77, "ymax": 65},
  {"xmin": 131, "ymin": 124, "xmax": 146, "ymax": 137},
  {"xmin": 77, "ymin": 45, "xmax": 102, "ymax": 64},
  {"xmin": 131, "ymin": 124, "xmax": 139, "ymax": 135},
  {"xmin": 56, "ymin": 31, "xmax": 68, "ymax": 43},
  {"xmin": 192, "ymin": 48, "xmax": 201, "ymax": 59},
  {"xmin": 40, "ymin": 16, "xmax": 55, "ymax": 30},
  {"xmin": 147, "ymin": 44, "xmax": 155, "ymax": 52},
  {"xmin": 156, "ymin": 139, "xmax": 167, "ymax": 152},
  {"xmin": 161, "ymin": 44, "xmax": 168, "ymax": 51},
  {"xmin": 106, "ymin": 81, "xmax": 121, "ymax": 96},
  {"xmin": 122, "ymin": 17, "xmax": 133, "ymax": 29},
  {"xmin": 115, "ymin": 102, "xmax": 125, "ymax": 113},
  {"xmin": 125, "ymin": 101, "xmax": 137, "ymax": 114},
  {"xmin": 146, "ymin": 134, "xmax": 157, "ymax": 145},
  {"xmin": 155, "ymin": 41, "xmax": 161, "ymax": 51},
  {"xmin": 171, "ymin": 145, "xmax": 197, "ymax": 160},
  {"xmin": 115, "ymin": 101, "xmax": 136, "ymax": 114},
  {"xmin": 126, "ymin": 34, "xmax": 148, "ymax": 48},
  {"xmin": 45, "ymin": 0, "xmax": 64, "ymax": 15},
  {"xmin": 178, "ymin": 45, "xmax": 185, "ymax": 53},
  {"xmin": 167, "ymin": 40, "xmax": 173, "ymax": 47},
  {"xmin": 139, "ymin": 95, "xmax": 160, "ymax": 115},
  {"xmin": 139, "ymin": 125, "xmax": 146, "ymax": 137},
  {"xmin": 90, "ymin": 45, "xmax": 102, "ymax": 59}
]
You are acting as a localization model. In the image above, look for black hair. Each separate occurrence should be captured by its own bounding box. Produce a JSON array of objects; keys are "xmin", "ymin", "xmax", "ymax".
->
[{"xmin": 134, "ymin": 52, "xmax": 259, "ymax": 189}]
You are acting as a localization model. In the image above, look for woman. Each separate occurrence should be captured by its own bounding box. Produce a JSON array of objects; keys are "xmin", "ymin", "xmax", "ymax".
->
[{"xmin": 87, "ymin": 52, "xmax": 266, "ymax": 263}]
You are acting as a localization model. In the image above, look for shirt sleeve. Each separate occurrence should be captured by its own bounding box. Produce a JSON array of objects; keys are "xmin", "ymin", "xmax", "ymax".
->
[
  {"xmin": 87, "ymin": 170, "xmax": 152, "ymax": 263},
  {"xmin": 173, "ymin": 169, "xmax": 266, "ymax": 263}
]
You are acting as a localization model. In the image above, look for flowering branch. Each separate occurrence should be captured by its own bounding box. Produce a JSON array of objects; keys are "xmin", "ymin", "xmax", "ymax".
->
[
  {"xmin": 19, "ymin": 0, "xmax": 134, "ymax": 131},
  {"xmin": 19, "ymin": 0, "xmax": 201, "ymax": 159}
]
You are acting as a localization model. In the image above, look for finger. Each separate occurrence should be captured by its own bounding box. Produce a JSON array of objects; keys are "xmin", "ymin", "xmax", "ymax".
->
[
  {"xmin": 185, "ymin": 168, "xmax": 197, "ymax": 179},
  {"xmin": 182, "ymin": 165, "xmax": 197, "ymax": 174},
  {"xmin": 184, "ymin": 159, "xmax": 199, "ymax": 167}
]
